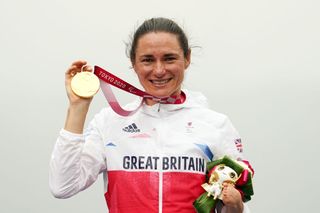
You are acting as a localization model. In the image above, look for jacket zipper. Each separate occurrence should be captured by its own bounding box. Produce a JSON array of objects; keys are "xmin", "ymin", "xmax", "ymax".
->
[{"xmin": 157, "ymin": 112, "xmax": 164, "ymax": 213}]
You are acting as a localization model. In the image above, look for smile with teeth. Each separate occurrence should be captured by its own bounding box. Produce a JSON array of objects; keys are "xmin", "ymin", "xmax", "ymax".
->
[{"xmin": 150, "ymin": 78, "xmax": 171, "ymax": 86}]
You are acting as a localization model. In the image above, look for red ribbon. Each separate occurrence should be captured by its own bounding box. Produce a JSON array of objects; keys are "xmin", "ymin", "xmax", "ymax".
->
[{"xmin": 93, "ymin": 65, "xmax": 186, "ymax": 116}]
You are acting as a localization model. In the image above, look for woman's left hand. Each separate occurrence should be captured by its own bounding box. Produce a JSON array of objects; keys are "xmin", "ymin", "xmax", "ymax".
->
[{"xmin": 222, "ymin": 183, "xmax": 244, "ymax": 213}]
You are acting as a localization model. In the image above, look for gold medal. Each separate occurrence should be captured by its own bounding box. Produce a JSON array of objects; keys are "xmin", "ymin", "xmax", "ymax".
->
[{"xmin": 71, "ymin": 71, "xmax": 100, "ymax": 98}]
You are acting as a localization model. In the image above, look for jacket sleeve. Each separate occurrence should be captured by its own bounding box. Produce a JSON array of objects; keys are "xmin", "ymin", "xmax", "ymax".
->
[
  {"xmin": 215, "ymin": 116, "xmax": 251, "ymax": 213},
  {"xmin": 49, "ymin": 112, "xmax": 107, "ymax": 199},
  {"xmin": 212, "ymin": 116, "xmax": 244, "ymax": 161}
]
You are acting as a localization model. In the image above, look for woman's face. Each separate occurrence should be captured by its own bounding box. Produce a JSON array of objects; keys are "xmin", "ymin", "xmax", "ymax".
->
[{"xmin": 132, "ymin": 32, "xmax": 190, "ymax": 103}]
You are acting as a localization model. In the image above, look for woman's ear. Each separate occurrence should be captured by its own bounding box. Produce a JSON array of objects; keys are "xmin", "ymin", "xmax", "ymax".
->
[
  {"xmin": 185, "ymin": 49, "xmax": 191, "ymax": 69},
  {"xmin": 131, "ymin": 60, "xmax": 137, "ymax": 73}
]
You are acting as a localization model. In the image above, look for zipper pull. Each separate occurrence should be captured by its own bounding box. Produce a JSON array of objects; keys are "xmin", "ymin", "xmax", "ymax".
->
[{"xmin": 158, "ymin": 103, "xmax": 161, "ymax": 112}]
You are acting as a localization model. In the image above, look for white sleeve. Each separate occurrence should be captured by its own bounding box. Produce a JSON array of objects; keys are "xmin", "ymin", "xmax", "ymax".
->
[
  {"xmin": 213, "ymin": 116, "xmax": 244, "ymax": 161},
  {"xmin": 49, "ymin": 116, "xmax": 107, "ymax": 199},
  {"xmin": 213, "ymin": 116, "xmax": 252, "ymax": 213}
]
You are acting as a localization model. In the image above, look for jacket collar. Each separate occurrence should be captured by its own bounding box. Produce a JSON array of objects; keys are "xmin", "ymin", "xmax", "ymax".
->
[{"xmin": 138, "ymin": 89, "xmax": 209, "ymax": 117}]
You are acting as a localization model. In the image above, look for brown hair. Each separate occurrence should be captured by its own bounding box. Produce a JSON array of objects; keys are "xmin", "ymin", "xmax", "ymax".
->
[{"xmin": 128, "ymin": 17, "xmax": 190, "ymax": 62}]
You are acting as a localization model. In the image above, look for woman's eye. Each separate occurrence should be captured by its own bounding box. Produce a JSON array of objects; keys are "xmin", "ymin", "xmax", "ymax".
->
[
  {"xmin": 142, "ymin": 58, "xmax": 153, "ymax": 63},
  {"xmin": 165, "ymin": 57, "xmax": 176, "ymax": 62}
]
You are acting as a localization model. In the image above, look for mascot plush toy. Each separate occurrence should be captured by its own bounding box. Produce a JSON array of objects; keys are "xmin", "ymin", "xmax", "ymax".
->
[{"xmin": 193, "ymin": 156, "xmax": 254, "ymax": 213}]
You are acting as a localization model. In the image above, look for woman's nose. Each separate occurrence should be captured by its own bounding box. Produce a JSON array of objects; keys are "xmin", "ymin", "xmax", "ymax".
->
[{"xmin": 154, "ymin": 61, "xmax": 165, "ymax": 76}]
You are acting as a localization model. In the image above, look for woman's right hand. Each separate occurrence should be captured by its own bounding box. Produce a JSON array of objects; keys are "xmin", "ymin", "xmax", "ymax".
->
[
  {"xmin": 64, "ymin": 60, "xmax": 94, "ymax": 134},
  {"xmin": 65, "ymin": 60, "xmax": 93, "ymax": 107}
]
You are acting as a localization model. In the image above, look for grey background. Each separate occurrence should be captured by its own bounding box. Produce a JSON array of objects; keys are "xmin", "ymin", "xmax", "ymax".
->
[{"xmin": 0, "ymin": 0, "xmax": 319, "ymax": 212}]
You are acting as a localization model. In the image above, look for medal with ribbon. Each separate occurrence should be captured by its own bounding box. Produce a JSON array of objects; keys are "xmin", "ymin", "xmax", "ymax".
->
[
  {"xmin": 71, "ymin": 65, "xmax": 186, "ymax": 116},
  {"xmin": 93, "ymin": 65, "xmax": 185, "ymax": 116}
]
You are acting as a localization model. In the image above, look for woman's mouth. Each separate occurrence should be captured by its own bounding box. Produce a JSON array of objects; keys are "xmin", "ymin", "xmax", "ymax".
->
[{"xmin": 150, "ymin": 79, "xmax": 171, "ymax": 87}]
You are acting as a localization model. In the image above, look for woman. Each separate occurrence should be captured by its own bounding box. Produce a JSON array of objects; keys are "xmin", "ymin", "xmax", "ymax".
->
[{"xmin": 50, "ymin": 17, "xmax": 251, "ymax": 213}]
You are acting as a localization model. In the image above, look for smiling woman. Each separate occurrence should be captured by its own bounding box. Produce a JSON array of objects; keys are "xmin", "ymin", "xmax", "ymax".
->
[
  {"xmin": 128, "ymin": 17, "xmax": 191, "ymax": 105},
  {"xmin": 49, "ymin": 17, "xmax": 253, "ymax": 213},
  {"xmin": 133, "ymin": 32, "xmax": 190, "ymax": 105}
]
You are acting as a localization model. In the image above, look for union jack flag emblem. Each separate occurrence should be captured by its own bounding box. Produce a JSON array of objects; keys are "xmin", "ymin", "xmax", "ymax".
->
[{"xmin": 234, "ymin": 138, "xmax": 243, "ymax": 153}]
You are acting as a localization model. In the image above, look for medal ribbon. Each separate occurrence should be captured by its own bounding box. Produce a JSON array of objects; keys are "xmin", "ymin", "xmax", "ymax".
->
[{"xmin": 94, "ymin": 65, "xmax": 185, "ymax": 116}]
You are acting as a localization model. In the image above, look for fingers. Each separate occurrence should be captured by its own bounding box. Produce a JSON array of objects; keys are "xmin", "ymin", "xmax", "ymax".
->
[
  {"xmin": 71, "ymin": 60, "xmax": 87, "ymax": 66},
  {"xmin": 66, "ymin": 60, "xmax": 88, "ymax": 77},
  {"xmin": 222, "ymin": 183, "xmax": 234, "ymax": 199},
  {"xmin": 65, "ymin": 60, "xmax": 88, "ymax": 96},
  {"xmin": 66, "ymin": 65, "xmax": 79, "ymax": 77},
  {"xmin": 222, "ymin": 188, "xmax": 244, "ymax": 211},
  {"xmin": 82, "ymin": 65, "xmax": 93, "ymax": 72},
  {"xmin": 222, "ymin": 185, "xmax": 229, "ymax": 197},
  {"xmin": 222, "ymin": 182, "xmax": 232, "ymax": 189},
  {"xmin": 222, "ymin": 184, "xmax": 228, "ymax": 198},
  {"xmin": 222, "ymin": 183, "xmax": 242, "ymax": 207}
]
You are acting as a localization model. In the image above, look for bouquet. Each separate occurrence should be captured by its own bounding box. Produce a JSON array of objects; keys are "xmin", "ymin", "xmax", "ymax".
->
[{"xmin": 193, "ymin": 156, "xmax": 254, "ymax": 213}]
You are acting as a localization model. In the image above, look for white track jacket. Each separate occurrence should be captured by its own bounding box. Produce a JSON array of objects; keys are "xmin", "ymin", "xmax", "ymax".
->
[{"xmin": 49, "ymin": 90, "xmax": 250, "ymax": 213}]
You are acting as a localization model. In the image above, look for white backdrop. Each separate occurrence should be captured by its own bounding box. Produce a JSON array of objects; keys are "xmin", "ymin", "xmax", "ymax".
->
[{"xmin": 0, "ymin": 0, "xmax": 319, "ymax": 212}]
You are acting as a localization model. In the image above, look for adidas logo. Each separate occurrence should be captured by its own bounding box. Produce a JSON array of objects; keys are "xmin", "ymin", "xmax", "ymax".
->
[{"xmin": 122, "ymin": 123, "xmax": 140, "ymax": 133}]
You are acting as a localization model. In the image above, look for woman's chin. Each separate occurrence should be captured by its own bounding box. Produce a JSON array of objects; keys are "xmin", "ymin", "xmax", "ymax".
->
[
  {"xmin": 148, "ymin": 90, "xmax": 180, "ymax": 98},
  {"xmin": 142, "ymin": 83, "xmax": 181, "ymax": 97}
]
